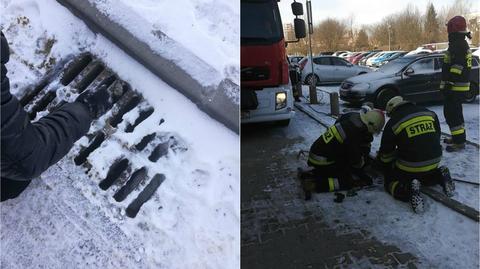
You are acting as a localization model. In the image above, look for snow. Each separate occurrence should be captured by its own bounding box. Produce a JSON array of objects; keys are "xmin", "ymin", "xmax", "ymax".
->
[
  {"xmin": 1, "ymin": 0, "xmax": 239, "ymax": 268},
  {"xmin": 90, "ymin": 0, "xmax": 240, "ymax": 88},
  {"xmin": 297, "ymin": 85, "xmax": 479, "ymax": 268}
]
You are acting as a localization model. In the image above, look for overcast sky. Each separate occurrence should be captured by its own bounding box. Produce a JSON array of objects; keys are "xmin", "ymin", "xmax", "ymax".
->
[{"xmin": 278, "ymin": 0, "xmax": 480, "ymax": 27}]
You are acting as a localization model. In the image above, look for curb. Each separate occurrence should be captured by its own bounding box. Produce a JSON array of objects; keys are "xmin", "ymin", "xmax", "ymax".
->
[
  {"xmin": 56, "ymin": 0, "xmax": 239, "ymax": 134},
  {"xmin": 293, "ymin": 101, "xmax": 330, "ymax": 128}
]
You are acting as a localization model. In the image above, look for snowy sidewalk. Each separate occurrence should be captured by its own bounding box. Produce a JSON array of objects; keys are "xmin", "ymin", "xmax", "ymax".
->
[
  {"xmin": 291, "ymin": 89, "xmax": 479, "ymax": 268},
  {"xmin": 241, "ymin": 116, "xmax": 420, "ymax": 268}
]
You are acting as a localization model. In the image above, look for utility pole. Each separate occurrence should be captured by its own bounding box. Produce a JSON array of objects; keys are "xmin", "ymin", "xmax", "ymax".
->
[
  {"xmin": 388, "ymin": 24, "xmax": 392, "ymax": 50},
  {"xmin": 306, "ymin": 0, "xmax": 317, "ymax": 104}
]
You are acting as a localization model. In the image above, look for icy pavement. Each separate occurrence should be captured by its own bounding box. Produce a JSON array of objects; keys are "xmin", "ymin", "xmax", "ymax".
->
[
  {"xmin": 1, "ymin": 0, "xmax": 239, "ymax": 268},
  {"xmin": 293, "ymin": 89, "xmax": 479, "ymax": 268}
]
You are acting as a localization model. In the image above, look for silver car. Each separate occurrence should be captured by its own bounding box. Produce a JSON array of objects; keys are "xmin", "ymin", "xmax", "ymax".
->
[{"xmin": 299, "ymin": 56, "xmax": 372, "ymax": 85}]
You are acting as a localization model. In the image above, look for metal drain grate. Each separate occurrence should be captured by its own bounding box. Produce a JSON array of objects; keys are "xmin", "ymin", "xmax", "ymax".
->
[{"xmin": 19, "ymin": 53, "xmax": 180, "ymax": 218}]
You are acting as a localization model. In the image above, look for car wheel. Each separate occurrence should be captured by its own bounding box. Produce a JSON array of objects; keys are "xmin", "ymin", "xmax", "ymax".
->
[
  {"xmin": 375, "ymin": 88, "xmax": 397, "ymax": 109},
  {"xmin": 276, "ymin": 119, "xmax": 290, "ymax": 126},
  {"xmin": 305, "ymin": 74, "xmax": 320, "ymax": 86},
  {"xmin": 464, "ymin": 82, "xmax": 478, "ymax": 103}
]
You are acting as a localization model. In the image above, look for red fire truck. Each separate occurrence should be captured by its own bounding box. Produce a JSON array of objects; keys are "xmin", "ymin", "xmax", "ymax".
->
[{"xmin": 241, "ymin": 0, "xmax": 306, "ymax": 126}]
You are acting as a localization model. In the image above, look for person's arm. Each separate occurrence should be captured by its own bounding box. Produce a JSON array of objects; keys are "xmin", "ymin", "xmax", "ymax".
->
[
  {"xmin": 448, "ymin": 43, "xmax": 471, "ymax": 78},
  {"xmin": 1, "ymin": 31, "xmax": 92, "ymax": 181},
  {"xmin": 378, "ymin": 121, "xmax": 397, "ymax": 165}
]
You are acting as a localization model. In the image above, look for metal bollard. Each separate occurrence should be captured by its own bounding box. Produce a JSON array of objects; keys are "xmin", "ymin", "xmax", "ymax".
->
[
  {"xmin": 309, "ymin": 84, "xmax": 318, "ymax": 104},
  {"xmin": 330, "ymin": 91, "xmax": 339, "ymax": 117}
]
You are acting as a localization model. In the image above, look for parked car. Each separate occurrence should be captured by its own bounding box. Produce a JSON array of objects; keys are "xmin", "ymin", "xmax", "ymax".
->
[
  {"xmin": 375, "ymin": 51, "xmax": 407, "ymax": 67},
  {"xmin": 358, "ymin": 50, "xmax": 382, "ymax": 66},
  {"xmin": 345, "ymin": 52, "xmax": 363, "ymax": 63},
  {"xmin": 351, "ymin": 52, "xmax": 371, "ymax": 65},
  {"xmin": 339, "ymin": 54, "xmax": 480, "ymax": 108},
  {"xmin": 371, "ymin": 51, "xmax": 406, "ymax": 67},
  {"xmin": 339, "ymin": 52, "xmax": 353, "ymax": 58},
  {"xmin": 366, "ymin": 51, "xmax": 391, "ymax": 66},
  {"xmin": 333, "ymin": 50, "xmax": 351, "ymax": 56},
  {"xmin": 299, "ymin": 55, "xmax": 372, "ymax": 85},
  {"xmin": 405, "ymin": 49, "xmax": 432, "ymax": 56}
]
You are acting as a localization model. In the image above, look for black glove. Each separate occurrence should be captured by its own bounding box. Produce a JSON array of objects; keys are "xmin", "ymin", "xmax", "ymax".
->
[{"xmin": 76, "ymin": 75, "xmax": 121, "ymax": 119}]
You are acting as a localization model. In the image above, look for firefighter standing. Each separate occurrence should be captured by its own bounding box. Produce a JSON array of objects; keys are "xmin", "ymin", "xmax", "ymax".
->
[
  {"xmin": 378, "ymin": 96, "xmax": 455, "ymax": 213},
  {"xmin": 299, "ymin": 108, "xmax": 385, "ymax": 200},
  {"xmin": 441, "ymin": 15, "xmax": 473, "ymax": 152}
]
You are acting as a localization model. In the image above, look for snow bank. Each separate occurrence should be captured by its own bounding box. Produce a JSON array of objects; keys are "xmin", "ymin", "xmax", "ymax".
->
[{"xmin": 89, "ymin": 0, "xmax": 239, "ymax": 87}]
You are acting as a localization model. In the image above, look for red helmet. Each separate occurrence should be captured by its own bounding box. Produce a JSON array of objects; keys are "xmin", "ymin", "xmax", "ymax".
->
[{"xmin": 447, "ymin": 16, "xmax": 467, "ymax": 34}]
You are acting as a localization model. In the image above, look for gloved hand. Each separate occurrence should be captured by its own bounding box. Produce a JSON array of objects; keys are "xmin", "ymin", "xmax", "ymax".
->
[{"xmin": 76, "ymin": 75, "xmax": 122, "ymax": 119}]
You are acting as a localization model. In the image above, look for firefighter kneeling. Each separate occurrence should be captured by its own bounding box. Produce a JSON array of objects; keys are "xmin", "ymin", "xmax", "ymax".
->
[
  {"xmin": 299, "ymin": 108, "xmax": 385, "ymax": 200},
  {"xmin": 378, "ymin": 96, "xmax": 455, "ymax": 213}
]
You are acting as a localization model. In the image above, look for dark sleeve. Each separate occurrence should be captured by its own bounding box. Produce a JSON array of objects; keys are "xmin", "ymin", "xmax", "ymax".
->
[
  {"xmin": 446, "ymin": 41, "xmax": 470, "ymax": 81},
  {"xmin": 433, "ymin": 111, "xmax": 441, "ymax": 141},
  {"xmin": 378, "ymin": 121, "xmax": 397, "ymax": 164},
  {"xmin": 344, "ymin": 127, "xmax": 364, "ymax": 168},
  {"xmin": 1, "ymin": 32, "xmax": 92, "ymax": 181}
]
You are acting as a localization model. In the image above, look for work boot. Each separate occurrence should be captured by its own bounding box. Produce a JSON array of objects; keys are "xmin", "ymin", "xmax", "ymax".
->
[
  {"xmin": 445, "ymin": 143, "xmax": 465, "ymax": 152},
  {"xmin": 298, "ymin": 168, "xmax": 315, "ymax": 200},
  {"xmin": 351, "ymin": 169, "xmax": 373, "ymax": 187},
  {"xmin": 439, "ymin": 166, "xmax": 455, "ymax": 197},
  {"xmin": 410, "ymin": 179, "xmax": 424, "ymax": 214},
  {"xmin": 443, "ymin": 137, "xmax": 454, "ymax": 144}
]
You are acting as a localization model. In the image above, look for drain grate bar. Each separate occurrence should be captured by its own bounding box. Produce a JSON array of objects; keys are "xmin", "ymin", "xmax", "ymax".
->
[
  {"xmin": 70, "ymin": 60, "xmax": 105, "ymax": 94},
  {"xmin": 60, "ymin": 53, "xmax": 93, "ymax": 86},
  {"xmin": 126, "ymin": 173, "xmax": 165, "ymax": 218},
  {"xmin": 99, "ymin": 158, "xmax": 130, "ymax": 190},
  {"xmin": 109, "ymin": 91, "xmax": 142, "ymax": 128},
  {"xmin": 113, "ymin": 167, "xmax": 148, "ymax": 202},
  {"xmin": 125, "ymin": 107, "xmax": 154, "ymax": 133},
  {"xmin": 74, "ymin": 131, "xmax": 106, "ymax": 165},
  {"xmin": 135, "ymin": 133, "xmax": 157, "ymax": 151}
]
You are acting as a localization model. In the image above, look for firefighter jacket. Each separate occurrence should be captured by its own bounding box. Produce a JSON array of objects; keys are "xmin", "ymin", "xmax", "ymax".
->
[
  {"xmin": 378, "ymin": 102, "xmax": 442, "ymax": 173},
  {"xmin": 309, "ymin": 112, "xmax": 372, "ymax": 168},
  {"xmin": 440, "ymin": 33, "xmax": 472, "ymax": 92}
]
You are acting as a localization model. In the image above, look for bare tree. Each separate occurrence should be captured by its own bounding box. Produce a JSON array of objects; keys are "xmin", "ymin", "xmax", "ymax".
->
[
  {"xmin": 355, "ymin": 28, "xmax": 369, "ymax": 50},
  {"xmin": 424, "ymin": 3, "xmax": 440, "ymax": 43},
  {"xmin": 370, "ymin": 18, "xmax": 395, "ymax": 50},
  {"xmin": 313, "ymin": 18, "xmax": 347, "ymax": 52},
  {"xmin": 394, "ymin": 4, "xmax": 423, "ymax": 50}
]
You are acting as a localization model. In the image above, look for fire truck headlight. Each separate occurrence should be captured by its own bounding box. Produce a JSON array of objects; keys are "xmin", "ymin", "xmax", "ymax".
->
[{"xmin": 275, "ymin": 92, "xmax": 287, "ymax": 110}]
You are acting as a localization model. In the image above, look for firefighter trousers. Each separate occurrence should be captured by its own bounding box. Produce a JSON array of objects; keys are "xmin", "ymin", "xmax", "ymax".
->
[
  {"xmin": 384, "ymin": 166, "xmax": 444, "ymax": 202},
  {"xmin": 304, "ymin": 162, "xmax": 372, "ymax": 193},
  {"xmin": 443, "ymin": 90, "xmax": 466, "ymax": 144}
]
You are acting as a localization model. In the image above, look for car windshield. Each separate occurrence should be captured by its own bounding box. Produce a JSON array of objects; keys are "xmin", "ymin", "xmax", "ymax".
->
[
  {"xmin": 241, "ymin": 1, "xmax": 283, "ymax": 44},
  {"xmin": 377, "ymin": 57, "xmax": 412, "ymax": 73}
]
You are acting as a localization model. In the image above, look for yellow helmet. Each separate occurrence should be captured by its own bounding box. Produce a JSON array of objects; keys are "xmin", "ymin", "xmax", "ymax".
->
[
  {"xmin": 360, "ymin": 109, "xmax": 385, "ymax": 134},
  {"xmin": 386, "ymin": 96, "xmax": 407, "ymax": 117}
]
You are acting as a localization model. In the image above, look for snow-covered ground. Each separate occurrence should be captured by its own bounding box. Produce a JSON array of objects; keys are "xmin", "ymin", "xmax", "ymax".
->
[
  {"xmin": 1, "ymin": 0, "xmax": 239, "ymax": 268},
  {"xmin": 93, "ymin": 0, "xmax": 239, "ymax": 88},
  {"xmin": 297, "ymin": 85, "xmax": 479, "ymax": 268}
]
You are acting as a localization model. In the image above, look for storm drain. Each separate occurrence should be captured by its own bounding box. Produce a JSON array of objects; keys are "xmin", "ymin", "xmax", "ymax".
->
[{"xmin": 20, "ymin": 52, "xmax": 183, "ymax": 218}]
